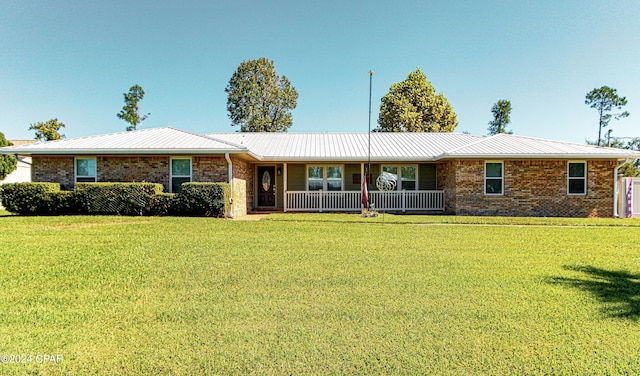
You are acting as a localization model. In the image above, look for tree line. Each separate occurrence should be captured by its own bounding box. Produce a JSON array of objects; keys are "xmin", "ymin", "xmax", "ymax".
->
[{"xmin": 2, "ymin": 57, "xmax": 637, "ymax": 178}]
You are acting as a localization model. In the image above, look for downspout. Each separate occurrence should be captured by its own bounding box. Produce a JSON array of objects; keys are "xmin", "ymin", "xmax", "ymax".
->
[
  {"xmin": 225, "ymin": 153, "xmax": 234, "ymax": 219},
  {"xmin": 613, "ymin": 158, "xmax": 628, "ymax": 218}
]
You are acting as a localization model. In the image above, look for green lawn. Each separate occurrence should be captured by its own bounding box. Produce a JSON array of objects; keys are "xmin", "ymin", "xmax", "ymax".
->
[{"xmin": 0, "ymin": 213, "xmax": 639, "ymax": 375}]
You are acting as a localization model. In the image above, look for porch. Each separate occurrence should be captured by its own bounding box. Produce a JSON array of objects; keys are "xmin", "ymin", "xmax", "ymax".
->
[{"xmin": 284, "ymin": 190, "xmax": 445, "ymax": 212}]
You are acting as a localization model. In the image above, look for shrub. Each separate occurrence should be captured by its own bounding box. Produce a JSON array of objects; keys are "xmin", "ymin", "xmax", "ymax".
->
[
  {"xmin": 1, "ymin": 181, "xmax": 231, "ymax": 217},
  {"xmin": 176, "ymin": 182, "xmax": 230, "ymax": 217},
  {"xmin": 148, "ymin": 193, "xmax": 176, "ymax": 216},
  {"xmin": 50, "ymin": 191, "xmax": 81, "ymax": 215},
  {"xmin": 0, "ymin": 182, "xmax": 62, "ymax": 215},
  {"xmin": 76, "ymin": 182, "xmax": 164, "ymax": 216}
]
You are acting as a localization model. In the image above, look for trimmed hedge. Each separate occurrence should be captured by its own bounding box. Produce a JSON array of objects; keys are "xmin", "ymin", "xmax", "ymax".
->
[
  {"xmin": 1, "ymin": 181, "xmax": 231, "ymax": 217},
  {"xmin": 76, "ymin": 182, "xmax": 164, "ymax": 215},
  {"xmin": 47, "ymin": 191, "xmax": 80, "ymax": 215},
  {"xmin": 148, "ymin": 193, "xmax": 176, "ymax": 216},
  {"xmin": 175, "ymin": 183, "xmax": 230, "ymax": 217},
  {"xmin": 0, "ymin": 182, "xmax": 70, "ymax": 215}
]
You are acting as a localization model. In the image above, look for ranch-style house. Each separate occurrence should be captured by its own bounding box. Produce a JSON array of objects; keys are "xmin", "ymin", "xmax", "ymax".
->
[{"xmin": 1, "ymin": 127, "xmax": 639, "ymax": 218}]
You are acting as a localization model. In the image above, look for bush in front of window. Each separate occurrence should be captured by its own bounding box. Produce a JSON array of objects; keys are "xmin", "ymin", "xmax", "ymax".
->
[
  {"xmin": 174, "ymin": 182, "xmax": 230, "ymax": 217},
  {"xmin": 0, "ymin": 183, "xmax": 67, "ymax": 215},
  {"xmin": 1, "ymin": 181, "xmax": 231, "ymax": 217},
  {"xmin": 49, "ymin": 190, "xmax": 82, "ymax": 215},
  {"xmin": 75, "ymin": 182, "xmax": 164, "ymax": 216},
  {"xmin": 148, "ymin": 193, "xmax": 176, "ymax": 216}
]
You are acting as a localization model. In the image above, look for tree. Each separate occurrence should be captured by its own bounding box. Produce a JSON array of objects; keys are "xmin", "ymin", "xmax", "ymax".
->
[
  {"xmin": 488, "ymin": 100, "xmax": 512, "ymax": 135},
  {"xmin": 377, "ymin": 68, "xmax": 457, "ymax": 132},
  {"xmin": 29, "ymin": 118, "xmax": 66, "ymax": 141},
  {"xmin": 585, "ymin": 86, "xmax": 629, "ymax": 146},
  {"xmin": 225, "ymin": 57, "xmax": 298, "ymax": 132},
  {"xmin": 623, "ymin": 138, "xmax": 640, "ymax": 177},
  {"xmin": 0, "ymin": 131, "xmax": 17, "ymax": 180},
  {"xmin": 607, "ymin": 137, "xmax": 640, "ymax": 177},
  {"xmin": 117, "ymin": 84, "xmax": 150, "ymax": 131}
]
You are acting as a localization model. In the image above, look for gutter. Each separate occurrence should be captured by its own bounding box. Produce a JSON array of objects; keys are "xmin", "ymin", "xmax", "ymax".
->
[
  {"xmin": 436, "ymin": 153, "xmax": 640, "ymax": 160},
  {"xmin": 0, "ymin": 148, "xmax": 248, "ymax": 155},
  {"xmin": 613, "ymin": 158, "xmax": 629, "ymax": 218},
  {"xmin": 225, "ymin": 153, "xmax": 234, "ymax": 219}
]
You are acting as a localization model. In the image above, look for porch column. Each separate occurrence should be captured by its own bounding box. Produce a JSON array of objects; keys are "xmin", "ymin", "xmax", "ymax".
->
[
  {"xmin": 283, "ymin": 163, "xmax": 288, "ymax": 212},
  {"xmin": 361, "ymin": 163, "xmax": 365, "ymax": 209}
]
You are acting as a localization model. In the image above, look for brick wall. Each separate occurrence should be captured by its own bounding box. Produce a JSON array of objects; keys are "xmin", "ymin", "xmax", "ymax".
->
[
  {"xmin": 230, "ymin": 157, "xmax": 253, "ymax": 217},
  {"xmin": 33, "ymin": 154, "xmax": 616, "ymax": 217},
  {"xmin": 31, "ymin": 156, "xmax": 75, "ymax": 190},
  {"xmin": 98, "ymin": 156, "xmax": 170, "ymax": 190},
  {"xmin": 440, "ymin": 159, "xmax": 617, "ymax": 217},
  {"xmin": 436, "ymin": 161, "xmax": 456, "ymax": 214},
  {"xmin": 192, "ymin": 156, "xmax": 228, "ymax": 183},
  {"xmin": 32, "ymin": 155, "xmax": 232, "ymax": 192}
]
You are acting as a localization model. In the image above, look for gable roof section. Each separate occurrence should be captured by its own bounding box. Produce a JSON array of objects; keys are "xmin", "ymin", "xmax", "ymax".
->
[
  {"xmin": 441, "ymin": 133, "xmax": 640, "ymax": 159},
  {"xmin": 0, "ymin": 127, "xmax": 249, "ymax": 155},
  {"xmin": 208, "ymin": 132, "xmax": 482, "ymax": 161}
]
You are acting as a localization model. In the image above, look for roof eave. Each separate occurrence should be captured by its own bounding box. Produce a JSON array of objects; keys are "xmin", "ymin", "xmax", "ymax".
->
[
  {"xmin": 0, "ymin": 148, "xmax": 249, "ymax": 155},
  {"xmin": 258, "ymin": 156, "xmax": 439, "ymax": 162},
  {"xmin": 438, "ymin": 153, "xmax": 638, "ymax": 160}
]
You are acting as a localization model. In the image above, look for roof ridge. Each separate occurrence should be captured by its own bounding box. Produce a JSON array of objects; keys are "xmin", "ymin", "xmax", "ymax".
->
[
  {"xmin": 18, "ymin": 127, "xmax": 246, "ymax": 150},
  {"xmin": 206, "ymin": 131, "xmax": 478, "ymax": 135},
  {"xmin": 477, "ymin": 133, "xmax": 628, "ymax": 151},
  {"xmin": 27, "ymin": 126, "xmax": 175, "ymax": 145},
  {"xmin": 201, "ymin": 134, "xmax": 248, "ymax": 150},
  {"xmin": 439, "ymin": 134, "xmax": 493, "ymax": 156}
]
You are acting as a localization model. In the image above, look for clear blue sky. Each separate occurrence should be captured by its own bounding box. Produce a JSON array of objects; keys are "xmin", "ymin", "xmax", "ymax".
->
[{"xmin": 1, "ymin": 0, "xmax": 638, "ymax": 143}]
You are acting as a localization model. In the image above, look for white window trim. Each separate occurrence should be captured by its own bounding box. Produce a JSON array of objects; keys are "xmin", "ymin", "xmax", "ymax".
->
[
  {"xmin": 484, "ymin": 161, "xmax": 504, "ymax": 196},
  {"xmin": 381, "ymin": 164, "xmax": 418, "ymax": 191},
  {"xmin": 306, "ymin": 164, "xmax": 344, "ymax": 191},
  {"xmin": 567, "ymin": 161, "xmax": 587, "ymax": 196},
  {"xmin": 170, "ymin": 156, "xmax": 192, "ymax": 193},
  {"xmin": 74, "ymin": 157, "xmax": 97, "ymax": 183}
]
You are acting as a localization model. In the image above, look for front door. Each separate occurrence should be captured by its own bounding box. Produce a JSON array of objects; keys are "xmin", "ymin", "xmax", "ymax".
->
[{"xmin": 257, "ymin": 166, "xmax": 276, "ymax": 207}]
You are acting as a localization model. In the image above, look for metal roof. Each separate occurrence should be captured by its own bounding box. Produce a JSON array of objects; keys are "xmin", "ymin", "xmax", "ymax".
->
[
  {"xmin": 442, "ymin": 134, "xmax": 640, "ymax": 159},
  {"xmin": 1, "ymin": 127, "xmax": 638, "ymax": 161},
  {"xmin": 207, "ymin": 132, "xmax": 482, "ymax": 161},
  {"xmin": 8, "ymin": 140, "xmax": 36, "ymax": 146},
  {"xmin": 0, "ymin": 127, "xmax": 248, "ymax": 155}
]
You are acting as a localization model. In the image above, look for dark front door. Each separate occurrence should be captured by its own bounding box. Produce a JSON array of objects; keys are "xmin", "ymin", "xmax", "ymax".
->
[{"xmin": 257, "ymin": 166, "xmax": 276, "ymax": 207}]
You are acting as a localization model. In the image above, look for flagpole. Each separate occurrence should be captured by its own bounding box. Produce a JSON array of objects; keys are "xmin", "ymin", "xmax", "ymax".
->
[{"xmin": 367, "ymin": 70, "xmax": 373, "ymax": 209}]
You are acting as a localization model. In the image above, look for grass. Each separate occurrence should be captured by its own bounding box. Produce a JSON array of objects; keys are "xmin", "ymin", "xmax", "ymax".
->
[{"xmin": 0, "ymin": 213, "xmax": 639, "ymax": 374}]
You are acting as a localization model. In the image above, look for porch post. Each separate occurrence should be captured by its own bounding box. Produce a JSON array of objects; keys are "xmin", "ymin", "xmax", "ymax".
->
[
  {"xmin": 402, "ymin": 189, "xmax": 406, "ymax": 212},
  {"xmin": 361, "ymin": 163, "xmax": 365, "ymax": 209},
  {"xmin": 283, "ymin": 163, "xmax": 288, "ymax": 212}
]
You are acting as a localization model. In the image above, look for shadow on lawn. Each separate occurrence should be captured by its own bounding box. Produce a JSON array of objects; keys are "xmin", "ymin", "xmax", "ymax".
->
[{"xmin": 549, "ymin": 265, "xmax": 640, "ymax": 320}]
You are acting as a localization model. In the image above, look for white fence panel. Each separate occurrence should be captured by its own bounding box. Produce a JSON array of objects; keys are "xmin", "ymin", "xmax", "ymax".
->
[
  {"xmin": 285, "ymin": 190, "xmax": 444, "ymax": 212},
  {"xmin": 620, "ymin": 177, "xmax": 640, "ymax": 218}
]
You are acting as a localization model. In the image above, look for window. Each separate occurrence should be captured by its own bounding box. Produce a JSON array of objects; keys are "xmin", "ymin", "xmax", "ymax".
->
[
  {"xmin": 401, "ymin": 166, "xmax": 417, "ymax": 190},
  {"xmin": 75, "ymin": 157, "xmax": 96, "ymax": 183},
  {"xmin": 382, "ymin": 165, "xmax": 417, "ymax": 190},
  {"xmin": 308, "ymin": 166, "xmax": 324, "ymax": 191},
  {"xmin": 568, "ymin": 161, "xmax": 586, "ymax": 195},
  {"xmin": 171, "ymin": 157, "xmax": 191, "ymax": 193},
  {"xmin": 326, "ymin": 166, "xmax": 342, "ymax": 191},
  {"xmin": 307, "ymin": 165, "xmax": 342, "ymax": 191},
  {"xmin": 485, "ymin": 161, "xmax": 503, "ymax": 195}
]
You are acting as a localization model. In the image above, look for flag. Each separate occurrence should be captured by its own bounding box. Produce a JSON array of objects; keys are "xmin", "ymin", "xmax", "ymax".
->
[{"xmin": 362, "ymin": 177, "xmax": 369, "ymax": 208}]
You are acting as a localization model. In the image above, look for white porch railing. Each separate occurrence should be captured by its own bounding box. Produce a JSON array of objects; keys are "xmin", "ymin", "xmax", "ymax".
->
[{"xmin": 285, "ymin": 190, "xmax": 445, "ymax": 212}]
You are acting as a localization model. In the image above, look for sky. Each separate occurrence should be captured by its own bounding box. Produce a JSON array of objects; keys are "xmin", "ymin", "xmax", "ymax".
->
[{"xmin": 1, "ymin": 0, "xmax": 639, "ymax": 144}]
